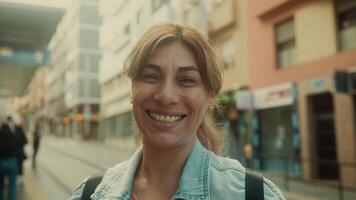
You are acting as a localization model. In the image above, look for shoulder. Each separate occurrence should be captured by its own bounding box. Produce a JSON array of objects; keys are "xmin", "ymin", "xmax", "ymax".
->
[
  {"xmin": 103, "ymin": 160, "xmax": 131, "ymax": 179},
  {"xmin": 68, "ymin": 179, "xmax": 87, "ymax": 200},
  {"xmin": 0, "ymin": 124, "xmax": 10, "ymax": 133},
  {"xmin": 208, "ymin": 153, "xmax": 246, "ymax": 192},
  {"xmin": 209, "ymin": 152, "xmax": 245, "ymax": 175},
  {"xmin": 208, "ymin": 153, "xmax": 286, "ymax": 199},
  {"xmin": 68, "ymin": 160, "xmax": 130, "ymax": 200},
  {"xmin": 262, "ymin": 177, "xmax": 287, "ymax": 200}
]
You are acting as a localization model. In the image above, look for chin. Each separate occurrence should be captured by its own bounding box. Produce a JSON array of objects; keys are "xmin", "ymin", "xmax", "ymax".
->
[{"xmin": 143, "ymin": 133, "xmax": 194, "ymax": 150}]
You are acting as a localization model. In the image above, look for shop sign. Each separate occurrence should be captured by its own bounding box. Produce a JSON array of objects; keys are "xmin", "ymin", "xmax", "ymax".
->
[
  {"xmin": 253, "ymin": 83, "xmax": 294, "ymax": 109},
  {"xmin": 234, "ymin": 90, "xmax": 253, "ymax": 110}
]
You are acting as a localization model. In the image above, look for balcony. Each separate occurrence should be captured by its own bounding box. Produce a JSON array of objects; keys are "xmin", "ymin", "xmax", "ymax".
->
[
  {"xmin": 339, "ymin": 26, "xmax": 356, "ymax": 51},
  {"xmin": 208, "ymin": 0, "xmax": 236, "ymax": 34}
]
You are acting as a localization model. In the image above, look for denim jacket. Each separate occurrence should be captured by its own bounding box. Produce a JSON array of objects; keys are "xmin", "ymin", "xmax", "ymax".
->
[{"xmin": 69, "ymin": 139, "xmax": 286, "ymax": 200}]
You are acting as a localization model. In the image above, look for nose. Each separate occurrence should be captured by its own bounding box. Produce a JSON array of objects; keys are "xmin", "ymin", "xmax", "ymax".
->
[{"xmin": 153, "ymin": 80, "xmax": 179, "ymax": 105}]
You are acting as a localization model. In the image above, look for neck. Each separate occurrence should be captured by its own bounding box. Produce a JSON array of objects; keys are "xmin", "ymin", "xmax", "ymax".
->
[{"xmin": 134, "ymin": 139, "xmax": 196, "ymax": 191}]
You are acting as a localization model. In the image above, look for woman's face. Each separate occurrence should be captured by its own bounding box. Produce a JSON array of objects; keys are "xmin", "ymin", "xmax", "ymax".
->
[{"xmin": 132, "ymin": 41, "xmax": 211, "ymax": 150}]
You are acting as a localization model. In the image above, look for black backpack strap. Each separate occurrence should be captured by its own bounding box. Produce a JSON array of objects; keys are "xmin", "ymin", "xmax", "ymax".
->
[
  {"xmin": 245, "ymin": 169, "xmax": 264, "ymax": 200},
  {"xmin": 81, "ymin": 173, "xmax": 104, "ymax": 200}
]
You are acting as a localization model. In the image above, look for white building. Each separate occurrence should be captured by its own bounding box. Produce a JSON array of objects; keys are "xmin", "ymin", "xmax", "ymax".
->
[{"xmin": 46, "ymin": 0, "xmax": 101, "ymax": 139}]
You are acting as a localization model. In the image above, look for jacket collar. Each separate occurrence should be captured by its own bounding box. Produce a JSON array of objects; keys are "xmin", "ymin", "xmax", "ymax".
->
[
  {"xmin": 91, "ymin": 147, "xmax": 143, "ymax": 200},
  {"xmin": 174, "ymin": 139, "xmax": 210, "ymax": 199},
  {"xmin": 92, "ymin": 139, "xmax": 210, "ymax": 200}
]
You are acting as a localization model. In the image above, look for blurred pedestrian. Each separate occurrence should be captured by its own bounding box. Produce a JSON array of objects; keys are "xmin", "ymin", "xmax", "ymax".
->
[
  {"xmin": 0, "ymin": 116, "xmax": 18, "ymax": 200},
  {"xmin": 243, "ymin": 142, "xmax": 253, "ymax": 168},
  {"xmin": 6, "ymin": 116, "xmax": 27, "ymax": 185},
  {"xmin": 32, "ymin": 123, "xmax": 41, "ymax": 170},
  {"xmin": 70, "ymin": 23, "xmax": 286, "ymax": 200}
]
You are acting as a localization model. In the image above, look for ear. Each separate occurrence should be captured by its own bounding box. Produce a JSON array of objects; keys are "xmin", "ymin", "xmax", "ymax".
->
[{"xmin": 207, "ymin": 96, "xmax": 215, "ymax": 110}]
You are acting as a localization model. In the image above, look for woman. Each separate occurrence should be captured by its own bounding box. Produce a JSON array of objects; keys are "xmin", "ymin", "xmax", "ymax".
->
[
  {"xmin": 0, "ymin": 116, "xmax": 18, "ymax": 200},
  {"xmin": 7, "ymin": 116, "xmax": 27, "ymax": 185},
  {"xmin": 70, "ymin": 23, "xmax": 285, "ymax": 200}
]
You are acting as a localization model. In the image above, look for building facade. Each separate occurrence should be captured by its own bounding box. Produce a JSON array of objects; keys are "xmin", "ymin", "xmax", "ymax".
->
[
  {"xmin": 46, "ymin": 0, "xmax": 101, "ymax": 139},
  {"xmin": 207, "ymin": 0, "xmax": 251, "ymax": 161},
  {"xmin": 22, "ymin": 67, "xmax": 48, "ymax": 132},
  {"xmin": 247, "ymin": 0, "xmax": 356, "ymax": 187}
]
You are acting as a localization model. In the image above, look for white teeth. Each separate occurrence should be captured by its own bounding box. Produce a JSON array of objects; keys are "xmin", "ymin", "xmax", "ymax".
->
[{"xmin": 149, "ymin": 112, "xmax": 183, "ymax": 123}]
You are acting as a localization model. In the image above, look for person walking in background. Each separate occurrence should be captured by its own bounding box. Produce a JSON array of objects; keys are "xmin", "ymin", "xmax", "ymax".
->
[
  {"xmin": 32, "ymin": 123, "xmax": 41, "ymax": 170},
  {"xmin": 0, "ymin": 116, "xmax": 18, "ymax": 200},
  {"xmin": 6, "ymin": 116, "xmax": 27, "ymax": 185},
  {"xmin": 70, "ymin": 23, "xmax": 285, "ymax": 200},
  {"xmin": 243, "ymin": 142, "xmax": 253, "ymax": 168}
]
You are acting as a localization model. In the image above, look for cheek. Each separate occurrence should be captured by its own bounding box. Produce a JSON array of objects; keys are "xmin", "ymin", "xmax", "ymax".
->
[
  {"xmin": 131, "ymin": 84, "xmax": 145, "ymax": 115},
  {"xmin": 132, "ymin": 82, "xmax": 149, "ymax": 101},
  {"xmin": 185, "ymin": 91, "xmax": 210, "ymax": 115}
]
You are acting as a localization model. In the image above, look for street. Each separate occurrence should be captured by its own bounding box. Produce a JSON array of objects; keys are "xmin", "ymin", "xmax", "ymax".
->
[
  {"xmin": 17, "ymin": 136, "xmax": 133, "ymax": 200},
  {"xmin": 12, "ymin": 136, "xmax": 355, "ymax": 200}
]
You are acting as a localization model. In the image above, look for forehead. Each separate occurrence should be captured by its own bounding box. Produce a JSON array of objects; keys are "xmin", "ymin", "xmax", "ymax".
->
[{"xmin": 146, "ymin": 41, "xmax": 198, "ymax": 69}]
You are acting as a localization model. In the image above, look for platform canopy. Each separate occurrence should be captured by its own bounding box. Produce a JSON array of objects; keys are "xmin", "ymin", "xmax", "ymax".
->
[{"xmin": 0, "ymin": 1, "xmax": 64, "ymax": 96}]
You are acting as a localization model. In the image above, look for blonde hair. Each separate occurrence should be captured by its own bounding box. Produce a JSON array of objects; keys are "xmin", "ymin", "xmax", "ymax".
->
[{"xmin": 124, "ymin": 22, "xmax": 224, "ymax": 154}]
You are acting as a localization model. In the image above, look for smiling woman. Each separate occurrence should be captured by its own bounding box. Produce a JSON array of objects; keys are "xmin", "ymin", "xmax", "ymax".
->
[
  {"xmin": 125, "ymin": 22, "xmax": 224, "ymax": 155},
  {"xmin": 69, "ymin": 22, "xmax": 286, "ymax": 200},
  {"xmin": 131, "ymin": 41, "xmax": 213, "ymax": 159}
]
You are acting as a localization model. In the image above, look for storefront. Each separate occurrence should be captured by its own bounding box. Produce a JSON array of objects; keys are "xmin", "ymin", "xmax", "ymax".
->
[
  {"xmin": 298, "ymin": 73, "xmax": 356, "ymax": 187},
  {"xmin": 102, "ymin": 111, "xmax": 133, "ymax": 138},
  {"xmin": 253, "ymin": 83, "xmax": 301, "ymax": 175}
]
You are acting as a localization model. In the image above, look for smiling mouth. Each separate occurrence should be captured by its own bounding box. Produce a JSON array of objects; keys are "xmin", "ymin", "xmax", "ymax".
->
[{"xmin": 147, "ymin": 111, "xmax": 186, "ymax": 124}]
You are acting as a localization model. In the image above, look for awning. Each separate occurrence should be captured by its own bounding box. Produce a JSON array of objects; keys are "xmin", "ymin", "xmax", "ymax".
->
[{"xmin": 0, "ymin": 1, "xmax": 64, "ymax": 96}]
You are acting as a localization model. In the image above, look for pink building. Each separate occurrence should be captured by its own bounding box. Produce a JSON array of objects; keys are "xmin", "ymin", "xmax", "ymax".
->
[{"xmin": 247, "ymin": 0, "xmax": 356, "ymax": 187}]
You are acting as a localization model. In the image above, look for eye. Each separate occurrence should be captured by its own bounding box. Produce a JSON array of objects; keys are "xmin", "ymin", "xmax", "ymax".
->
[
  {"xmin": 178, "ymin": 77, "xmax": 197, "ymax": 87},
  {"xmin": 139, "ymin": 73, "xmax": 160, "ymax": 83}
]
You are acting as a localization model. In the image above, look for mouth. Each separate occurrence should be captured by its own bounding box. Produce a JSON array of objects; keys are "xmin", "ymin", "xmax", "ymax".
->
[{"xmin": 146, "ymin": 110, "xmax": 186, "ymax": 124}]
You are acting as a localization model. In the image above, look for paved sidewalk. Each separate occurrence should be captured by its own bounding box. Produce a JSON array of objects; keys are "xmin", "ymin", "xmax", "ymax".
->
[
  {"xmin": 263, "ymin": 171, "xmax": 356, "ymax": 200},
  {"xmin": 33, "ymin": 135, "xmax": 135, "ymax": 195},
  {"xmin": 16, "ymin": 161, "xmax": 47, "ymax": 200},
  {"xmin": 16, "ymin": 146, "xmax": 72, "ymax": 200},
  {"xmin": 36, "ymin": 136, "xmax": 356, "ymax": 200}
]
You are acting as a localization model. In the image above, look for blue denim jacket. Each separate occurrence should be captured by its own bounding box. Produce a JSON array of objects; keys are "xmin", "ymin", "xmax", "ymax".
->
[{"xmin": 69, "ymin": 139, "xmax": 286, "ymax": 200}]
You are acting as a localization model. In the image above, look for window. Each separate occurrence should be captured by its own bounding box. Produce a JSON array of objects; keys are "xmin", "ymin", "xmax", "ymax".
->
[
  {"xmin": 106, "ymin": 111, "xmax": 133, "ymax": 138},
  {"xmin": 275, "ymin": 18, "xmax": 296, "ymax": 69},
  {"xmin": 79, "ymin": 78, "xmax": 86, "ymax": 97},
  {"xmin": 80, "ymin": 29, "xmax": 99, "ymax": 48},
  {"xmin": 124, "ymin": 23, "xmax": 130, "ymax": 35},
  {"xmin": 118, "ymin": 111, "xmax": 133, "ymax": 137},
  {"xmin": 336, "ymin": 0, "xmax": 356, "ymax": 51},
  {"xmin": 106, "ymin": 116, "xmax": 116, "ymax": 137},
  {"xmin": 219, "ymin": 36, "xmax": 235, "ymax": 69},
  {"xmin": 80, "ymin": 54, "xmax": 91, "ymax": 71},
  {"xmin": 151, "ymin": 0, "xmax": 169, "ymax": 13},
  {"xmin": 90, "ymin": 79, "xmax": 100, "ymax": 97},
  {"xmin": 80, "ymin": 4, "xmax": 100, "ymax": 24}
]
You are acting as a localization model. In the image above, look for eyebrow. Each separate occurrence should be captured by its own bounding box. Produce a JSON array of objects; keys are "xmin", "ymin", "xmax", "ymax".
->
[{"xmin": 146, "ymin": 63, "xmax": 199, "ymax": 72}]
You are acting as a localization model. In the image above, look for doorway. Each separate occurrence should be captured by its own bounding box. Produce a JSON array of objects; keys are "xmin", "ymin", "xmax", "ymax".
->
[
  {"xmin": 309, "ymin": 93, "xmax": 339, "ymax": 180},
  {"xmin": 259, "ymin": 106, "xmax": 293, "ymax": 172}
]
